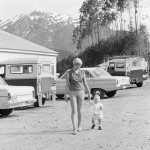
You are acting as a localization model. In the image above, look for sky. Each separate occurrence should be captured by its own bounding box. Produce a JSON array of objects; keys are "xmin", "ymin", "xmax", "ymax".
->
[
  {"xmin": 0, "ymin": 0, "xmax": 150, "ymax": 32},
  {"xmin": 0, "ymin": 0, "xmax": 84, "ymax": 21}
]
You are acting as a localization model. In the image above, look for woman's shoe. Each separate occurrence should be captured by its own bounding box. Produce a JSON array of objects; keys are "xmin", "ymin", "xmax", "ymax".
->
[
  {"xmin": 72, "ymin": 130, "xmax": 77, "ymax": 135},
  {"xmin": 77, "ymin": 128, "xmax": 82, "ymax": 132}
]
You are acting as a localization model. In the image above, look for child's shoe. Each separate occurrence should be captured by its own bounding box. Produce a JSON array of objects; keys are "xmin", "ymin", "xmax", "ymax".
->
[
  {"xmin": 91, "ymin": 124, "xmax": 95, "ymax": 129},
  {"xmin": 98, "ymin": 126, "xmax": 102, "ymax": 130}
]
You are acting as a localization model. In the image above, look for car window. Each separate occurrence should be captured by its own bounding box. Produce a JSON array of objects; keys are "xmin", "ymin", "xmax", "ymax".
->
[
  {"xmin": 93, "ymin": 69, "xmax": 111, "ymax": 77},
  {"xmin": 0, "ymin": 77, "xmax": 7, "ymax": 85},
  {"xmin": 84, "ymin": 71, "xmax": 93, "ymax": 78},
  {"xmin": 108, "ymin": 62, "xmax": 115, "ymax": 70},
  {"xmin": 61, "ymin": 72, "xmax": 67, "ymax": 79}
]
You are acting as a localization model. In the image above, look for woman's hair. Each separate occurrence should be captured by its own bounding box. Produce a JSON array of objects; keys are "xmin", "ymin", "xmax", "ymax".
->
[{"xmin": 73, "ymin": 58, "xmax": 82, "ymax": 66}]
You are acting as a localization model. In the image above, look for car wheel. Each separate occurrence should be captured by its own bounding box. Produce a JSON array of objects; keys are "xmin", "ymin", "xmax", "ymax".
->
[
  {"xmin": 0, "ymin": 108, "xmax": 13, "ymax": 116},
  {"xmin": 92, "ymin": 89, "xmax": 105, "ymax": 99},
  {"xmin": 42, "ymin": 98, "xmax": 46, "ymax": 105},
  {"xmin": 34, "ymin": 97, "xmax": 46, "ymax": 107},
  {"xmin": 136, "ymin": 81, "xmax": 143, "ymax": 87},
  {"xmin": 56, "ymin": 94, "xmax": 64, "ymax": 99},
  {"xmin": 105, "ymin": 90, "xmax": 117, "ymax": 97}
]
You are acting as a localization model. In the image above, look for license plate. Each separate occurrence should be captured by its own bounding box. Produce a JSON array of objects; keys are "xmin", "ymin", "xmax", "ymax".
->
[{"xmin": 19, "ymin": 102, "xmax": 26, "ymax": 107}]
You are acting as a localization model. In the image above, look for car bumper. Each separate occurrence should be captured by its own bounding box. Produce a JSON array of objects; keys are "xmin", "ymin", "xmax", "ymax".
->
[
  {"xmin": 1, "ymin": 98, "xmax": 36, "ymax": 109},
  {"xmin": 116, "ymin": 84, "xmax": 131, "ymax": 90}
]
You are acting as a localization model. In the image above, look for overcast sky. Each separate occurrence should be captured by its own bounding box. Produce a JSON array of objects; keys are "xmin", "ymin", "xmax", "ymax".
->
[
  {"xmin": 0, "ymin": 0, "xmax": 150, "ymax": 32},
  {"xmin": 0, "ymin": 0, "xmax": 84, "ymax": 21}
]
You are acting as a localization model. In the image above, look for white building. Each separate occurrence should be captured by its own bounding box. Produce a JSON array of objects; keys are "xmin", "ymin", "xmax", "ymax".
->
[{"xmin": 0, "ymin": 29, "xmax": 58, "ymax": 68}]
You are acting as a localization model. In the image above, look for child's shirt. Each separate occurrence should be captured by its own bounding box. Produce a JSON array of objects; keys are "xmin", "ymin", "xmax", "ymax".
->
[{"xmin": 92, "ymin": 102, "xmax": 103, "ymax": 116}]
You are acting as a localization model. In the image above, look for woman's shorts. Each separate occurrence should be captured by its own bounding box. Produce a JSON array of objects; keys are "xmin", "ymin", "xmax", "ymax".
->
[{"xmin": 69, "ymin": 90, "xmax": 85, "ymax": 101}]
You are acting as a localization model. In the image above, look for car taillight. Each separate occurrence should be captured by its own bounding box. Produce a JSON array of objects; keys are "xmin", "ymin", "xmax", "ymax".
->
[
  {"xmin": 8, "ymin": 93, "xmax": 11, "ymax": 101},
  {"xmin": 32, "ymin": 91, "xmax": 35, "ymax": 98}
]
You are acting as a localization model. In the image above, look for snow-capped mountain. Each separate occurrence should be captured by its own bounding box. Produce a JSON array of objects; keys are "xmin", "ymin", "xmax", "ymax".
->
[{"xmin": 0, "ymin": 11, "xmax": 78, "ymax": 61}]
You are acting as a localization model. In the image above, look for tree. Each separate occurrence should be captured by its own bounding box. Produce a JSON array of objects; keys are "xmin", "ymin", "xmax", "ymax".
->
[{"xmin": 73, "ymin": 0, "xmax": 129, "ymax": 50}]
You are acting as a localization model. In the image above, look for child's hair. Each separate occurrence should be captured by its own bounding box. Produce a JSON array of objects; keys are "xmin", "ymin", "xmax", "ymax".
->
[
  {"xmin": 94, "ymin": 95, "xmax": 100, "ymax": 101},
  {"xmin": 95, "ymin": 91, "xmax": 100, "ymax": 96}
]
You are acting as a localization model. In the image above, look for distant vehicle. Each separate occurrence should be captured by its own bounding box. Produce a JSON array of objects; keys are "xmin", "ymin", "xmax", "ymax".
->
[
  {"xmin": 0, "ymin": 76, "xmax": 36, "ymax": 116},
  {"xmin": 105, "ymin": 56, "xmax": 149, "ymax": 87},
  {"xmin": 0, "ymin": 58, "xmax": 56, "ymax": 107},
  {"xmin": 56, "ymin": 68, "xmax": 130, "ymax": 99}
]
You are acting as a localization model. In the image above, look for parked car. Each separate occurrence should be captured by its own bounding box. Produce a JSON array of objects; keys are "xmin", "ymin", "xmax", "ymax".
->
[
  {"xmin": 56, "ymin": 68, "xmax": 130, "ymax": 99},
  {"xmin": 0, "ymin": 76, "xmax": 36, "ymax": 116}
]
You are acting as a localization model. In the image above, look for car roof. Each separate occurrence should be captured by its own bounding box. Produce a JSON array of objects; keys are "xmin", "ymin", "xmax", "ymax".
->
[{"xmin": 80, "ymin": 67, "xmax": 103, "ymax": 71}]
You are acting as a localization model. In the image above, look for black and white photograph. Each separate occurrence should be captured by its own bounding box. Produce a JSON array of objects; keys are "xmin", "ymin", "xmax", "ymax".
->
[{"xmin": 0, "ymin": 0, "xmax": 150, "ymax": 150}]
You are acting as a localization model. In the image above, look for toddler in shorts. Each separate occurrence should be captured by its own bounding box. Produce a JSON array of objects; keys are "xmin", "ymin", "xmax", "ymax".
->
[{"xmin": 89, "ymin": 91, "xmax": 103, "ymax": 130}]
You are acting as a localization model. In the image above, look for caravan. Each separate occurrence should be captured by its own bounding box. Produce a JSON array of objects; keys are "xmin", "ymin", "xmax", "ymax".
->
[
  {"xmin": 106, "ymin": 56, "xmax": 149, "ymax": 87},
  {"xmin": 0, "ymin": 58, "xmax": 56, "ymax": 107}
]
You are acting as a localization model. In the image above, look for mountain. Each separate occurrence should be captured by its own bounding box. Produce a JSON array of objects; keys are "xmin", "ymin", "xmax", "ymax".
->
[
  {"xmin": 0, "ymin": 11, "xmax": 78, "ymax": 61},
  {"xmin": 0, "ymin": 10, "xmax": 116, "ymax": 62}
]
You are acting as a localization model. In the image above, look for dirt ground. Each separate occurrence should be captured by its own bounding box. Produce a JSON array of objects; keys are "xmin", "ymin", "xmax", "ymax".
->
[{"xmin": 1, "ymin": 80, "xmax": 150, "ymax": 150}]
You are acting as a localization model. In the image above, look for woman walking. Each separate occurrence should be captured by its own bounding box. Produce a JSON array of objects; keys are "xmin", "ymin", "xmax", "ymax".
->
[{"xmin": 64, "ymin": 58, "xmax": 91, "ymax": 135}]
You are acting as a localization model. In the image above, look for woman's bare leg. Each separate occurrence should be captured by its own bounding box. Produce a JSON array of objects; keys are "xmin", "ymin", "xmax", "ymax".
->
[
  {"xmin": 69, "ymin": 94, "xmax": 77, "ymax": 131},
  {"xmin": 77, "ymin": 95, "xmax": 84, "ymax": 130}
]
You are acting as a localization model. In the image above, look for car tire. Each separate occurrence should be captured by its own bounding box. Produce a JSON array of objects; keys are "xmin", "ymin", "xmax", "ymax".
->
[
  {"xmin": 92, "ymin": 89, "xmax": 105, "ymax": 99},
  {"xmin": 56, "ymin": 94, "xmax": 64, "ymax": 99},
  {"xmin": 136, "ymin": 81, "xmax": 143, "ymax": 87},
  {"xmin": 0, "ymin": 108, "xmax": 13, "ymax": 116},
  {"xmin": 34, "ymin": 97, "xmax": 46, "ymax": 107},
  {"xmin": 105, "ymin": 90, "xmax": 117, "ymax": 97}
]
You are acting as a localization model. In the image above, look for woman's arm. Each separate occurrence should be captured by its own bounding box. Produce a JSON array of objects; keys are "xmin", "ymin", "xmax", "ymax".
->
[
  {"xmin": 82, "ymin": 72, "xmax": 91, "ymax": 100},
  {"xmin": 64, "ymin": 73, "xmax": 69, "ymax": 102}
]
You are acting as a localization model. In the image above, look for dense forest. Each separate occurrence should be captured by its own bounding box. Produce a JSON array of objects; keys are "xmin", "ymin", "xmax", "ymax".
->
[{"xmin": 57, "ymin": 0, "xmax": 150, "ymax": 75}]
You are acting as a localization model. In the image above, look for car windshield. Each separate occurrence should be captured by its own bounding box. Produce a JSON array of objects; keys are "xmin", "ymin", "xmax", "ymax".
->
[
  {"xmin": 92, "ymin": 68, "xmax": 111, "ymax": 77},
  {"xmin": 0, "ymin": 77, "xmax": 7, "ymax": 85}
]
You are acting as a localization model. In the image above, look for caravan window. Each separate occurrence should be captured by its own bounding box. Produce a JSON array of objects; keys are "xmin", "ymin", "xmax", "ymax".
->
[
  {"xmin": 42, "ymin": 64, "xmax": 50, "ymax": 73},
  {"xmin": 132, "ymin": 61, "xmax": 141, "ymax": 67},
  {"xmin": 0, "ymin": 66, "xmax": 5, "ymax": 77},
  {"xmin": 116, "ymin": 63, "xmax": 125, "ymax": 68},
  {"xmin": 10, "ymin": 65, "xmax": 33, "ymax": 74},
  {"xmin": 51, "ymin": 64, "xmax": 54, "ymax": 75}
]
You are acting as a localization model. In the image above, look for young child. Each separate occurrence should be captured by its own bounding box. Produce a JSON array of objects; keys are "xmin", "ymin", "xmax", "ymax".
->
[{"xmin": 89, "ymin": 91, "xmax": 103, "ymax": 130}]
